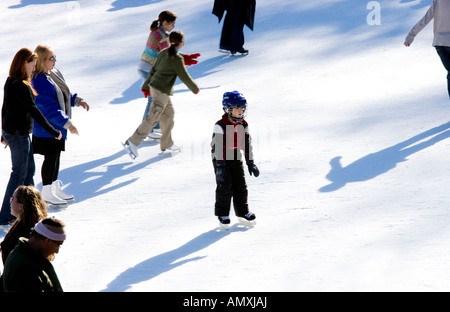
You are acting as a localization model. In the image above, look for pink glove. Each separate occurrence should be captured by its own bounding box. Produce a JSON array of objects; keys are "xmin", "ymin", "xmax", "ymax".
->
[{"xmin": 184, "ymin": 53, "xmax": 201, "ymax": 66}]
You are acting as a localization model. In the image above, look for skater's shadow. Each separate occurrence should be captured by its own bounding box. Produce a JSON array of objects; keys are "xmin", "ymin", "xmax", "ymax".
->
[
  {"xmin": 110, "ymin": 78, "xmax": 142, "ymax": 105},
  {"xmin": 40, "ymin": 143, "xmax": 167, "ymax": 203},
  {"xmin": 107, "ymin": 0, "xmax": 163, "ymax": 12},
  {"xmin": 101, "ymin": 224, "xmax": 250, "ymax": 292},
  {"xmin": 8, "ymin": 0, "xmax": 73, "ymax": 8},
  {"xmin": 319, "ymin": 122, "xmax": 450, "ymax": 192},
  {"xmin": 109, "ymin": 55, "xmax": 237, "ymax": 105}
]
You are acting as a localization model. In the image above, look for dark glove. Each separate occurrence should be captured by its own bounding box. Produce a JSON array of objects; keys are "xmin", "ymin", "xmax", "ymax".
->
[
  {"xmin": 142, "ymin": 89, "xmax": 151, "ymax": 98},
  {"xmin": 183, "ymin": 53, "xmax": 201, "ymax": 66},
  {"xmin": 247, "ymin": 160, "xmax": 259, "ymax": 177},
  {"xmin": 216, "ymin": 161, "xmax": 226, "ymax": 184}
]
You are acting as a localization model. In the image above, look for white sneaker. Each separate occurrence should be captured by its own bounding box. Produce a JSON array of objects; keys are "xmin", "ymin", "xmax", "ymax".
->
[
  {"xmin": 154, "ymin": 128, "xmax": 162, "ymax": 135},
  {"xmin": 147, "ymin": 130, "xmax": 161, "ymax": 140},
  {"xmin": 162, "ymin": 144, "xmax": 180, "ymax": 152},
  {"xmin": 42, "ymin": 185, "xmax": 67, "ymax": 205},
  {"xmin": 52, "ymin": 180, "xmax": 74, "ymax": 201}
]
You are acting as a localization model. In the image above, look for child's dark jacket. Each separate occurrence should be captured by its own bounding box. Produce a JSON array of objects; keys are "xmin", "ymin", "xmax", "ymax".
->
[{"xmin": 211, "ymin": 114, "xmax": 254, "ymax": 163}]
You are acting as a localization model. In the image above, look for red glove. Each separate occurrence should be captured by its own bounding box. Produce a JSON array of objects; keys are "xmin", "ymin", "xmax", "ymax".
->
[
  {"xmin": 184, "ymin": 53, "xmax": 201, "ymax": 66},
  {"xmin": 142, "ymin": 89, "xmax": 151, "ymax": 98}
]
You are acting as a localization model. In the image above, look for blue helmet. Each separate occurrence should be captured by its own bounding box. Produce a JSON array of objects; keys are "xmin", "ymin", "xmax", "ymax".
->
[{"xmin": 222, "ymin": 91, "xmax": 247, "ymax": 122}]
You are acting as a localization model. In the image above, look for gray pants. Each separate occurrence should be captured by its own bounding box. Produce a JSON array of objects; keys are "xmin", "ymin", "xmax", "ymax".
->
[{"xmin": 128, "ymin": 87, "xmax": 174, "ymax": 150}]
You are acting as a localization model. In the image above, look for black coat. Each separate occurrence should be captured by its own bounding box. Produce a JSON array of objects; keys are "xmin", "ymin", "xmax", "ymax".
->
[
  {"xmin": 212, "ymin": 0, "xmax": 256, "ymax": 30},
  {"xmin": 1, "ymin": 77, "xmax": 59, "ymax": 137}
]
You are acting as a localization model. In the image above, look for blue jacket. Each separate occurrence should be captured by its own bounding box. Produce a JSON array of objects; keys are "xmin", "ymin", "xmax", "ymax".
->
[{"xmin": 32, "ymin": 72, "xmax": 76, "ymax": 139}]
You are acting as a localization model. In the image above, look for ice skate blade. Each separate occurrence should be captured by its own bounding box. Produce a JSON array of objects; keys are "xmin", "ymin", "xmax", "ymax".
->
[
  {"xmin": 230, "ymin": 51, "xmax": 249, "ymax": 56},
  {"xmin": 237, "ymin": 217, "xmax": 256, "ymax": 227},
  {"xmin": 46, "ymin": 202, "xmax": 68, "ymax": 209},
  {"xmin": 219, "ymin": 222, "xmax": 230, "ymax": 230},
  {"xmin": 121, "ymin": 141, "xmax": 137, "ymax": 159}
]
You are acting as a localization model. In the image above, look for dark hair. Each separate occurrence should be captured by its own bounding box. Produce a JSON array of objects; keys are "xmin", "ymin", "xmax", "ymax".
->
[
  {"xmin": 9, "ymin": 48, "xmax": 38, "ymax": 94},
  {"xmin": 167, "ymin": 30, "xmax": 184, "ymax": 58},
  {"xmin": 150, "ymin": 10, "xmax": 176, "ymax": 31}
]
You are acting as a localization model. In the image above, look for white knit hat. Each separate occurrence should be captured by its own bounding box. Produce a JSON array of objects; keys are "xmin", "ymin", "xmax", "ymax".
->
[{"xmin": 34, "ymin": 217, "xmax": 66, "ymax": 241}]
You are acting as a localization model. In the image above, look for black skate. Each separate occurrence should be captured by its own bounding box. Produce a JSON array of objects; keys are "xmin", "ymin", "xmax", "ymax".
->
[
  {"xmin": 237, "ymin": 212, "xmax": 256, "ymax": 226},
  {"xmin": 230, "ymin": 48, "xmax": 249, "ymax": 56},
  {"xmin": 218, "ymin": 216, "xmax": 231, "ymax": 229}
]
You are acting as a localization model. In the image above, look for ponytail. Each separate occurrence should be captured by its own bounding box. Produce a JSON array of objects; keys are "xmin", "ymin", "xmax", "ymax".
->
[
  {"xmin": 150, "ymin": 19, "xmax": 159, "ymax": 31},
  {"xmin": 150, "ymin": 10, "xmax": 177, "ymax": 31},
  {"xmin": 167, "ymin": 30, "xmax": 184, "ymax": 58}
]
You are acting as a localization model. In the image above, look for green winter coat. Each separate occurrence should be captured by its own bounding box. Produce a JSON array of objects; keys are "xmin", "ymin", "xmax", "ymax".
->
[
  {"xmin": 2, "ymin": 238, "xmax": 63, "ymax": 292},
  {"xmin": 142, "ymin": 47, "xmax": 199, "ymax": 96}
]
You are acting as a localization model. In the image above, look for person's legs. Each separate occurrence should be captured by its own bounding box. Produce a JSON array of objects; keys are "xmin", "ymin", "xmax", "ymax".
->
[
  {"xmin": 436, "ymin": 46, "xmax": 450, "ymax": 98},
  {"xmin": 138, "ymin": 69, "xmax": 160, "ymax": 130},
  {"xmin": 219, "ymin": 13, "xmax": 232, "ymax": 50},
  {"xmin": 230, "ymin": 18, "xmax": 245, "ymax": 53},
  {"xmin": 213, "ymin": 160, "xmax": 232, "ymax": 217},
  {"xmin": 159, "ymin": 98, "xmax": 174, "ymax": 150},
  {"xmin": 0, "ymin": 132, "xmax": 33, "ymax": 224},
  {"xmin": 41, "ymin": 152, "xmax": 59, "ymax": 186},
  {"xmin": 128, "ymin": 87, "xmax": 168, "ymax": 147},
  {"xmin": 231, "ymin": 161, "xmax": 249, "ymax": 217}
]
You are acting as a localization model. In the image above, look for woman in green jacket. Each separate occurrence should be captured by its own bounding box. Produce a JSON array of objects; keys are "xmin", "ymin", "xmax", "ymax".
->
[{"xmin": 124, "ymin": 30, "xmax": 200, "ymax": 159}]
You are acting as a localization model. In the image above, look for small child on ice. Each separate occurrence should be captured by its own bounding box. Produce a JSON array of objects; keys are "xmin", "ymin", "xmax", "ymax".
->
[{"xmin": 211, "ymin": 91, "xmax": 259, "ymax": 227}]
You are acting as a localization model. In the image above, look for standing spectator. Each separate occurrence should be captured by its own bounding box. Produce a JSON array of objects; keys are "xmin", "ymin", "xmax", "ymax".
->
[
  {"xmin": 0, "ymin": 48, "xmax": 61, "ymax": 225},
  {"xmin": 404, "ymin": 0, "xmax": 450, "ymax": 98},
  {"xmin": 2, "ymin": 217, "xmax": 66, "ymax": 292},
  {"xmin": 124, "ymin": 31, "xmax": 200, "ymax": 159},
  {"xmin": 213, "ymin": 0, "xmax": 256, "ymax": 55},
  {"xmin": 138, "ymin": 10, "xmax": 177, "ymax": 140},
  {"xmin": 32, "ymin": 44, "xmax": 90, "ymax": 206},
  {"xmin": 1, "ymin": 185, "xmax": 48, "ymax": 264}
]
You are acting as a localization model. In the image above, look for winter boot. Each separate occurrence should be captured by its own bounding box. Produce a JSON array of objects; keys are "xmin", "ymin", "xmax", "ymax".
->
[
  {"xmin": 42, "ymin": 184, "xmax": 67, "ymax": 205},
  {"xmin": 52, "ymin": 180, "xmax": 74, "ymax": 202}
]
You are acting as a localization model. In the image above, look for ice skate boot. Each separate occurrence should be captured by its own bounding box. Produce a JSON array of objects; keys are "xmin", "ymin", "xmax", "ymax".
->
[
  {"xmin": 52, "ymin": 180, "xmax": 74, "ymax": 202},
  {"xmin": 42, "ymin": 185, "xmax": 67, "ymax": 207},
  {"xmin": 122, "ymin": 140, "xmax": 138, "ymax": 159},
  {"xmin": 218, "ymin": 216, "xmax": 231, "ymax": 229},
  {"xmin": 237, "ymin": 212, "xmax": 256, "ymax": 226}
]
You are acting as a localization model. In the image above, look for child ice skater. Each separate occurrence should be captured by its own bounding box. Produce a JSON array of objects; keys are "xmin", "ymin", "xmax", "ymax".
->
[
  {"xmin": 124, "ymin": 30, "xmax": 200, "ymax": 158},
  {"xmin": 211, "ymin": 91, "xmax": 259, "ymax": 227}
]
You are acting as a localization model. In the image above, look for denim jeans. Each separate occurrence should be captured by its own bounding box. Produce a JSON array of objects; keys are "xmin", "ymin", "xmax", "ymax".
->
[
  {"xmin": 138, "ymin": 69, "xmax": 160, "ymax": 130},
  {"xmin": 0, "ymin": 130, "xmax": 35, "ymax": 224},
  {"xmin": 436, "ymin": 46, "xmax": 450, "ymax": 98}
]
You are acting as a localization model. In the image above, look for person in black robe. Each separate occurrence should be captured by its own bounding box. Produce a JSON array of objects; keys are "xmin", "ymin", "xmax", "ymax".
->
[{"xmin": 212, "ymin": 0, "xmax": 255, "ymax": 55}]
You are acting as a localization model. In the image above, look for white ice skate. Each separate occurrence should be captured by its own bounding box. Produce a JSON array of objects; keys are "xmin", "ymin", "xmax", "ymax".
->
[
  {"xmin": 52, "ymin": 180, "xmax": 74, "ymax": 202},
  {"xmin": 122, "ymin": 140, "xmax": 138, "ymax": 159},
  {"xmin": 161, "ymin": 144, "xmax": 181, "ymax": 152},
  {"xmin": 147, "ymin": 130, "xmax": 161, "ymax": 141},
  {"xmin": 42, "ymin": 184, "xmax": 68, "ymax": 208}
]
